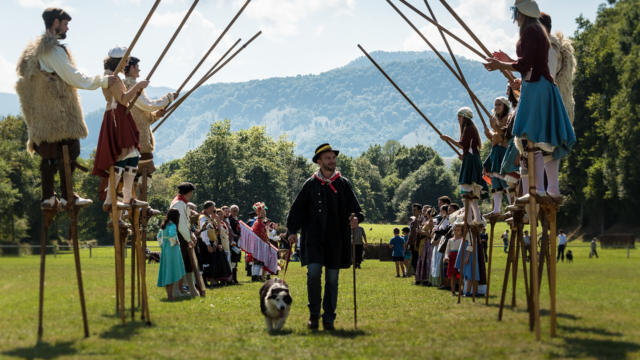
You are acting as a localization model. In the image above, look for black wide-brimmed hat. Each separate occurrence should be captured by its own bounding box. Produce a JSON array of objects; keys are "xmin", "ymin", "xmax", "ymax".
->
[{"xmin": 312, "ymin": 143, "xmax": 340, "ymax": 163}]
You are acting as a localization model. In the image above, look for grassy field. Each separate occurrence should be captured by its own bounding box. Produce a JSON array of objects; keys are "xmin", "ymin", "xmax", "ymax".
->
[{"xmin": 1, "ymin": 238, "xmax": 639, "ymax": 359}]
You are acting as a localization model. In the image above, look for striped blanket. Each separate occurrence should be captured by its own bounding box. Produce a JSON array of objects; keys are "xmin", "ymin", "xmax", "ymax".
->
[{"xmin": 238, "ymin": 221, "xmax": 279, "ymax": 274}]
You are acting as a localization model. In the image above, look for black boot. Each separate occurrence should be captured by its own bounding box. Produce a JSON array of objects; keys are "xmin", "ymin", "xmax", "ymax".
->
[
  {"xmin": 307, "ymin": 315, "xmax": 319, "ymax": 330},
  {"xmin": 232, "ymin": 268, "xmax": 238, "ymax": 284}
]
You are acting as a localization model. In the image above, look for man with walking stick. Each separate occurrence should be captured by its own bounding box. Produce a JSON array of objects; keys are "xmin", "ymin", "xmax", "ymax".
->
[{"xmin": 287, "ymin": 143, "xmax": 364, "ymax": 331}]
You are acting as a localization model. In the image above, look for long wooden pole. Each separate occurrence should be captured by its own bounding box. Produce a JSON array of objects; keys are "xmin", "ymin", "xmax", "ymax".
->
[
  {"xmin": 423, "ymin": 0, "xmax": 490, "ymax": 129},
  {"xmin": 396, "ymin": 0, "xmax": 485, "ymax": 59},
  {"xmin": 387, "ymin": 0, "xmax": 489, "ymax": 130},
  {"xmin": 351, "ymin": 227, "xmax": 358, "ymax": 329},
  {"xmin": 154, "ymin": 31, "xmax": 262, "ymax": 132},
  {"xmin": 357, "ymin": 44, "xmax": 462, "ymax": 157},
  {"xmin": 176, "ymin": 0, "xmax": 252, "ymax": 93},
  {"xmin": 157, "ymin": 38, "xmax": 242, "ymax": 122},
  {"xmin": 113, "ymin": 0, "xmax": 162, "ymax": 76},
  {"xmin": 498, "ymin": 225, "xmax": 516, "ymax": 320},
  {"xmin": 109, "ymin": 167, "xmax": 126, "ymax": 324},
  {"xmin": 485, "ymin": 219, "xmax": 495, "ymax": 305},
  {"xmin": 128, "ymin": 0, "xmax": 200, "ymax": 111},
  {"xmin": 438, "ymin": 0, "xmax": 516, "ymax": 83},
  {"xmin": 548, "ymin": 206, "xmax": 557, "ymax": 337},
  {"xmin": 458, "ymin": 197, "xmax": 470, "ymax": 303}
]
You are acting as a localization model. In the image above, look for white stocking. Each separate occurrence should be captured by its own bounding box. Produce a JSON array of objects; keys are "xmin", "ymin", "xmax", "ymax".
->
[
  {"xmin": 104, "ymin": 166, "xmax": 123, "ymax": 205},
  {"xmin": 493, "ymin": 191, "xmax": 503, "ymax": 213},
  {"xmin": 534, "ymin": 151, "xmax": 545, "ymax": 194},
  {"xmin": 544, "ymin": 159, "xmax": 560, "ymax": 196}
]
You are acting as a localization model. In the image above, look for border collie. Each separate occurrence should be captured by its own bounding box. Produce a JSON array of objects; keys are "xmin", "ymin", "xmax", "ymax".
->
[{"xmin": 259, "ymin": 278, "xmax": 292, "ymax": 331}]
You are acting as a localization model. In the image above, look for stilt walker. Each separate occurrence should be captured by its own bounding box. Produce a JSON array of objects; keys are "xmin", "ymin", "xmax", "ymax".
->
[{"xmin": 15, "ymin": 7, "xmax": 119, "ymax": 338}]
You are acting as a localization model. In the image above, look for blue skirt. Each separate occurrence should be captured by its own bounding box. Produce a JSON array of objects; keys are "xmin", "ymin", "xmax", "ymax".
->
[
  {"xmin": 157, "ymin": 240, "xmax": 186, "ymax": 287},
  {"xmin": 459, "ymin": 152, "xmax": 484, "ymax": 186},
  {"xmin": 483, "ymin": 145, "xmax": 507, "ymax": 174},
  {"xmin": 454, "ymin": 240, "xmax": 480, "ymax": 281},
  {"xmin": 500, "ymin": 138, "xmax": 520, "ymax": 175},
  {"xmin": 512, "ymin": 77, "xmax": 576, "ymax": 160}
]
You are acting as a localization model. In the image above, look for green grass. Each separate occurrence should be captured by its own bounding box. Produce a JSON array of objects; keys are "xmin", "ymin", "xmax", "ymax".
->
[{"xmin": 1, "ymin": 241, "xmax": 639, "ymax": 359}]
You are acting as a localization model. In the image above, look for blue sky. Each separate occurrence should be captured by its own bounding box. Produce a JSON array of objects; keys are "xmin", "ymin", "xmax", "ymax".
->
[{"xmin": 1, "ymin": 0, "xmax": 606, "ymax": 94}]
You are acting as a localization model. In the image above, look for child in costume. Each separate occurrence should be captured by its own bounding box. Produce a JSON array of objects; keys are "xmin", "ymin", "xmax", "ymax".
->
[
  {"xmin": 440, "ymin": 107, "xmax": 485, "ymax": 224},
  {"xmin": 483, "ymin": 97, "xmax": 511, "ymax": 215}
]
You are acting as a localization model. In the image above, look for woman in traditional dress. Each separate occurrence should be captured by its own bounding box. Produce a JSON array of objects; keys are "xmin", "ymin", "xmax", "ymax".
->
[
  {"xmin": 92, "ymin": 46, "xmax": 149, "ymax": 208},
  {"xmin": 441, "ymin": 107, "xmax": 485, "ymax": 225},
  {"xmin": 483, "ymin": 97, "xmax": 511, "ymax": 216},
  {"xmin": 157, "ymin": 208, "xmax": 186, "ymax": 300},
  {"xmin": 429, "ymin": 205, "xmax": 450, "ymax": 287},
  {"xmin": 414, "ymin": 205, "xmax": 435, "ymax": 285},
  {"xmin": 484, "ymin": 0, "xmax": 576, "ymax": 202}
]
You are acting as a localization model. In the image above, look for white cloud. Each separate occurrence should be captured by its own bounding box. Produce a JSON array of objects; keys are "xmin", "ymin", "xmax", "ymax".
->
[
  {"xmin": 0, "ymin": 56, "xmax": 17, "ymax": 93},
  {"xmin": 150, "ymin": 10, "xmax": 216, "ymax": 31},
  {"xmin": 401, "ymin": 0, "xmax": 518, "ymax": 60},
  {"xmin": 17, "ymin": 0, "xmax": 72, "ymax": 10},
  {"xmin": 242, "ymin": 0, "xmax": 356, "ymax": 40}
]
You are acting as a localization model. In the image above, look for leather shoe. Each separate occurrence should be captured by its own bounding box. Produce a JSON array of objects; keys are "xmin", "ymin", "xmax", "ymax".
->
[{"xmin": 307, "ymin": 316, "xmax": 319, "ymax": 330}]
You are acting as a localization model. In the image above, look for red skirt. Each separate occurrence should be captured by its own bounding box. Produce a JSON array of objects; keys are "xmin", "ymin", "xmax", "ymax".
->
[
  {"xmin": 447, "ymin": 251, "xmax": 460, "ymax": 279},
  {"xmin": 92, "ymin": 103, "xmax": 140, "ymax": 177}
]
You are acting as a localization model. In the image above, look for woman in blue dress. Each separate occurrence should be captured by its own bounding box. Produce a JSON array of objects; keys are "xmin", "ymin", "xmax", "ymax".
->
[
  {"xmin": 157, "ymin": 208, "xmax": 186, "ymax": 300},
  {"xmin": 483, "ymin": 97, "xmax": 511, "ymax": 215},
  {"xmin": 484, "ymin": 0, "xmax": 576, "ymax": 202}
]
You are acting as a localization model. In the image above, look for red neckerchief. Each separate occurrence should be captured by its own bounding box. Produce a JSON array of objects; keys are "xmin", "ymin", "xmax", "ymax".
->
[
  {"xmin": 174, "ymin": 194, "xmax": 188, "ymax": 204},
  {"xmin": 313, "ymin": 171, "xmax": 341, "ymax": 194}
]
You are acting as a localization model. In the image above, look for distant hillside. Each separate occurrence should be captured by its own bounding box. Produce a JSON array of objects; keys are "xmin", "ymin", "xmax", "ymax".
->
[{"xmin": 142, "ymin": 50, "xmax": 505, "ymax": 163}]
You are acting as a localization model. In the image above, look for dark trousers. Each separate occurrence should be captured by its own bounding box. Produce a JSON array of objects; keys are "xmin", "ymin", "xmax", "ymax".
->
[
  {"xmin": 34, "ymin": 139, "xmax": 80, "ymax": 200},
  {"xmin": 557, "ymin": 244, "xmax": 566, "ymax": 262},
  {"xmin": 589, "ymin": 249, "xmax": 599, "ymax": 258},
  {"xmin": 354, "ymin": 244, "xmax": 363, "ymax": 267},
  {"xmin": 307, "ymin": 263, "xmax": 339, "ymax": 324},
  {"xmin": 503, "ymin": 238, "xmax": 509, "ymax": 253}
]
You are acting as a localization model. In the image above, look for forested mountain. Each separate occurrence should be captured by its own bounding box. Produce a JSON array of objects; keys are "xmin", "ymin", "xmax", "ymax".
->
[{"xmin": 80, "ymin": 50, "xmax": 505, "ymax": 163}]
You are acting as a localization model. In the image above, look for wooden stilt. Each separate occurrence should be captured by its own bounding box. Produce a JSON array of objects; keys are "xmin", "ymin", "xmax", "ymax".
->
[
  {"xmin": 138, "ymin": 171, "xmax": 149, "ymax": 313},
  {"xmin": 511, "ymin": 228, "xmax": 520, "ymax": 308},
  {"xmin": 62, "ymin": 145, "xmax": 89, "ymax": 337},
  {"xmin": 132, "ymin": 206, "xmax": 151, "ymax": 325},
  {"xmin": 130, "ymin": 234, "xmax": 136, "ymax": 320},
  {"xmin": 526, "ymin": 149, "xmax": 541, "ymax": 340},
  {"xmin": 498, "ymin": 227, "xmax": 516, "ymax": 321},
  {"xmin": 547, "ymin": 205, "xmax": 558, "ymax": 337},
  {"xmin": 485, "ymin": 218, "xmax": 496, "ymax": 305},
  {"xmin": 471, "ymin": 226, "xmax": 478, "ymax": 302},
  {"xmin": 37, "ymin": 208, "xmax": 57, "ymax": 340},
  {"xmin": 108, "ymin": 167, "xmax": 126, "ymax": 324}
]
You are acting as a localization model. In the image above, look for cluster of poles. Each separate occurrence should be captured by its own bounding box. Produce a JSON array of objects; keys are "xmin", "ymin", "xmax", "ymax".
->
[
  {"xmin": 358, "ymin": 0, "xmax": 558, "ymax": 341},
  {"xmin": 37, "ymin": 0, "xmax": 261, "ymax": 339}
]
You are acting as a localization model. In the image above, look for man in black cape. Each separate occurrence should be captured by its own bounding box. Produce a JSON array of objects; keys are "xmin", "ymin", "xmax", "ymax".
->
[{"xmin": 287, "ymin": 143, "xmax": 364, "ymax": 331}]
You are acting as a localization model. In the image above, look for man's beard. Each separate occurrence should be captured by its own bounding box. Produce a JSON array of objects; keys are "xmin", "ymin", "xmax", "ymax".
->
[
  {"xmin": 56, "ymin": 29, "xmax": 67, "ymax": 39},
  {"xmin": 321, "ymin": 164, "xmax": 336, "ymax": 173}
]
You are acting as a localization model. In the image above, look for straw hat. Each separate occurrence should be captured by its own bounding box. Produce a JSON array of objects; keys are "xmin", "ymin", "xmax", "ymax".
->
[
  {"xmin": 457, "ymin": 107, "xmax": 473, "ymax": 119},
  {"xmin": 514, "ymin": 0, "xmax": 540, "ymax": 19}
]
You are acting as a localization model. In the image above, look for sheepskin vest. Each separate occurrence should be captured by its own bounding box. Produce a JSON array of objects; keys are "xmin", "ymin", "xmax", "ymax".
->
[
  {"xmin": 551, "ymin": 32, "xmax": 576, "ymax": 124},
  {"xmin": 15, "ymin": 33, "xmax": 87, "ymax": 153},
  {"xmin": 124, "ymin": 78, "xmax": 155, "ymax": 154}
]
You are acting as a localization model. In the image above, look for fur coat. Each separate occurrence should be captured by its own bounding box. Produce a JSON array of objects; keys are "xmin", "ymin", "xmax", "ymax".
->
[{"xmin": 16, "ymin": 33, "xmax": 86, "ymax": 153}]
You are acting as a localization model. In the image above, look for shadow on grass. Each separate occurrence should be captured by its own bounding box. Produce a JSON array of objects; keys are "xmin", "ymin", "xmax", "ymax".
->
[
  {"xmin": 100, "ymin": 321, "xmax": 147, "ymax": 340},
  {"xmin": 300, "ymin": 329, "xmax": 367, "ymax": 339},
  {"xmin": 550, "ymin": 337, "xmax": 640, "ymax": 359},
  {"xmin": 268, "ymin": 329, "xmax": 294, "ymax": 336},
  {"xmin": 558, "ymin": 325, "xmax": 622, "ymax": 337},
  {"xmin": 483, "ymin": 303, "xmax": 582, "ymax": 320},
  {"xmin": 3, "ymin": 341, "xmax": 76, "ymax": 359}
]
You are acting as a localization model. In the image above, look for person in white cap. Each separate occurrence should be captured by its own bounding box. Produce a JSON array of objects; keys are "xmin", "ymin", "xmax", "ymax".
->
[
  {"xmin": 91, "ymin": 46, "xmax": 149, "ymax": 209},
  {"xmin": 440, "ymin": 107, "xmax": 485, "ymax": 225},
  {"xmin": 484, "ymin": 0, "xmax": 576, "ymax": 203},
  {"xmin": 483, "ymin": 96, "xmax": 512, "ymax": 216},
  {"xmin": 15, "ymin": 8, "xmax": 115, "ymax": 209},
  {"xmin": 123, "ymin": 57, "xmax": 177, "ymax": 179}
]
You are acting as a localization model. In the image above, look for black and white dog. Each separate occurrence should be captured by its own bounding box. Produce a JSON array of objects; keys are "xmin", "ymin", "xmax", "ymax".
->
[{"xmin": 259, "ymin": 278, "xmax": 292, "ymax": 331}]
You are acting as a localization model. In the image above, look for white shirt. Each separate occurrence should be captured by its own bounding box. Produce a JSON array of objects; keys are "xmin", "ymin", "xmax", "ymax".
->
[
  {"xmin": 124, "ymin": 76, "xmax": 173, "ymax": 112},
  {"xmin": 170, "ymin": 199, "xmax": 191, "ymax": 243},
  {"xmin": 558, "ymin": 233, "xmax": 568, "ymax": 246},
  {"xmin": 199, "ymin": 215, "xmax": 213, "ymax": 246},
  {"xmin": 38, "ymin": 42, "xmax": 108, "ymax": 90}
]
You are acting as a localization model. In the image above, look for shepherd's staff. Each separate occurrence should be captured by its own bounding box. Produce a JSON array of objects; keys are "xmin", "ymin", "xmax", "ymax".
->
[
  {"xmin": 438, "ymin": 0, "xmax": 517, "ymax": 83},
  {"xmin": 423, "ymin": 0, "xmax": 491, "ymax": 131},
  {"xmin": 128, "ymin": 0, "xmax": 200, "ymax": 111},
  {"xmin": 386, "ymin": 0, "xmax": 489, "ymax": 130},
  {"xmin": 174, "ymin": 0, "xmax": 252, "ymax": 94},
  {"xmin": 153, "ymin": 38, "xmax": 242, "ymax": 130},
  {"xmin": 153, "ymin": 31, "xmax": 262, "ymax": 132},
  {"xmin": 357, "ymin": 44, "xmax": 462, "ymax": 157},
  {"xmin": 350, "ymin": 214, "xmax": 359, "ymax": 330}
]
